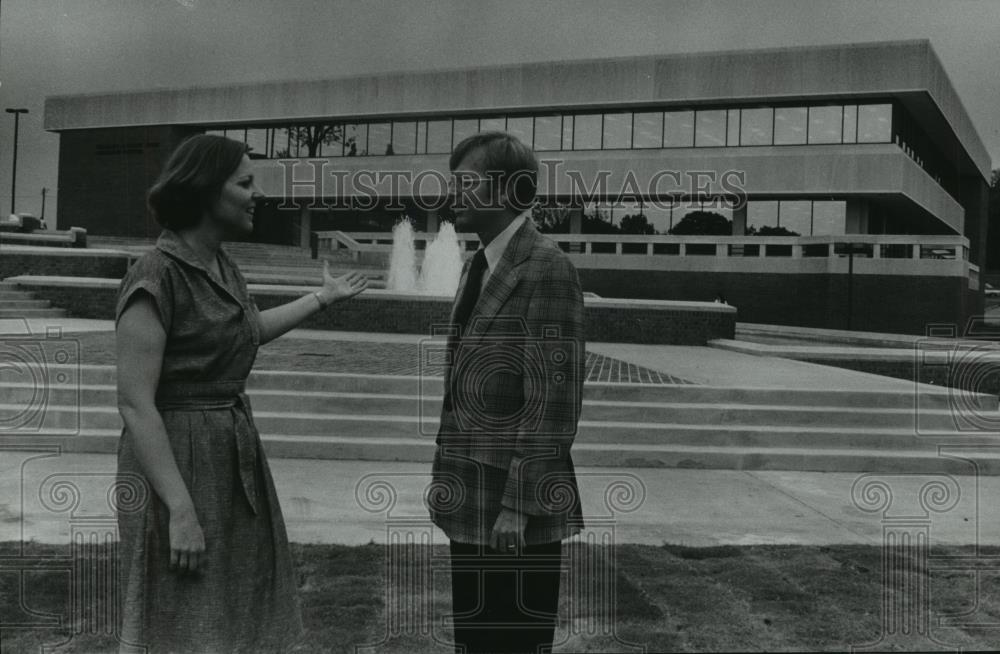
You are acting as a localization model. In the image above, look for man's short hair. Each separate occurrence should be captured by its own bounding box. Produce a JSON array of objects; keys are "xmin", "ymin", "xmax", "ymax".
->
[{"xmin": 449, "ymin": 131, "xmax": 538, "ymax": 211}]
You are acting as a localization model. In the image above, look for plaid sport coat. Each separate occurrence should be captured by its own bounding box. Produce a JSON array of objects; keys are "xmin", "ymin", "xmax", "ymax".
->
[{"xmin": 428, "ymin": 218, "xmax": 586, "ymax": 545}]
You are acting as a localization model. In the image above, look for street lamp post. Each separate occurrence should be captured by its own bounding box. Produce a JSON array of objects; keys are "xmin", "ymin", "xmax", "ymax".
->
[
  {"xmin": 835, "ymin": 242, "xmax": 870, "ymax": 331},
  {"xmin": 5, "ymin": 108, "xmax": 29, "ymax": 215}
]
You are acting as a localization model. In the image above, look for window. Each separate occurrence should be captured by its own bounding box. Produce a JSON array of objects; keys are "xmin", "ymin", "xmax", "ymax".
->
[
  {"xmin": 392, "ymin": 122, "xmax": 417, "ymax": 155},
  {"xmin": 453, "ymin": 119, "xmax": 478, "ymax": 145},
  {"xmin": 812, "ymin": 201, "xmax": 846, "ymax": 235},
  {"xmin": 740, "ymin": 108, "xmax": 773, "ymax": 146},
  {"xmin": 283, "ymin": 127, "xmax": 302, "ymax": 157},
  {"xmin": 602, "ymin": 112, "xmax": 632, "ymax": 149},
  {"xmin": 747, "ymin": 201, "xmax": 779, "ymax": 232},
  {"xmin": 416, "ymin": 121, "xmax": 427, "ymax": 154},
  {"xmin": 328, "ymin": 125, "xmax": 348, "ymax": 157},
  {"xmin": 344, "ymin": 124, "xmax": 367, "ymax": 156},
  {"xmin": 726, "ymin": 109, "xmax": 740, "ymax": 146},
  {"xmin": 778, "ymin": 201, "xmax": 811, "ymax": 235},
  {"xmin": 611, "ymin": 200, "xmax": 643, "ymax": 232},
  {"xmin": 562, "ymin": 115, "xmax": 574, "ymax": 150},
  {"xmin": 369, "ymin": 123, "xmax": 392, "ymax": 155},
  {"xmin": 506, "ymin": 116, "xmax": 533, "ymax": 144},
  {"xmin": 573, "ymin": 114, "xmax": 602, "ymax": 150},
  {"xmin": 534, "ymin": 115, "xmax": 562, "ymax": 151},
  {"xmin": 633, "ymin": 112, "xmax": 662, "ymax": 148},
  {"xmin": 858, "ymin": 103, "xmax": 891, "ymax": 143},
  {"xmin": 426, "ymin": 120, "xmax": 452, "ymax": 153},
  {"xmin": 808, "ymin": 106, "xmax": 843, "ymax": 144},
  {"xmin": 842, "ymin": 105, "xmax": 858, "ymax": 143},
  {"xmin": 642, "ymin": 202, "xmax": 671, "ymax": 233},
  {"xmin": 773, "ymin": 107, "xmax": 807, "ymax": 145},
  {"xmin": 695, "ymin": 110, "xmax": 726, "ymax": 147},
  {"xmin": 480, "ymin": 117, "xmax": 505, "ymax": 132},
  {"xmin": 245, "ymin": 129, "xmax": 268, "ymax": 159},
  {"xmin": 663, "ymin": 111, "xmax": 694, "ymax": 147}
]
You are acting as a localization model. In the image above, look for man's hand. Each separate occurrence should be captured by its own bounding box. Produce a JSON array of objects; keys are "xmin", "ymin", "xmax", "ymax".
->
[{"xmin": 489, "ymin": 507, "xmax": 528, "ymax": 553}]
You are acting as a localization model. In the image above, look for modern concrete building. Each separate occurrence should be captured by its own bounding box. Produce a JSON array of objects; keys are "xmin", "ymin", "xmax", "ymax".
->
[{"xmin": 43, "ymin": 40, "xmax": 990, "ymax": 333}]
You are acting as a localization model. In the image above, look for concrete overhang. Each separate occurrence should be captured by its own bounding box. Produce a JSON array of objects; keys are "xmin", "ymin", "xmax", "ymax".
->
[
  {"xmin": 249, "ymin": 144, "xmax": 964, "ymax": 234},
  {"xmin": 44, "ymin": 40, "xmax": 990, "ymax": 182}
]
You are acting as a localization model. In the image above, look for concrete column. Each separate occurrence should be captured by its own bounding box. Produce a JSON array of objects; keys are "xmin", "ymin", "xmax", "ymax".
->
[
  {"xmin": 427, "ymin": 209, "xmax": 439, "ymax": 233},
  {"xmin": 298, "ymin": 205, "xmax": 311, "ymax": 249},
  {"xmin": 732, "ymin": 205, "xmax": 748, "ymax": 236},
  {"xmin": 569, "ymin": 208, "xmax": 583, "ymax": 234},
  {"xmin": 569, "ymin": 208, "xmax": 584, "ymax": 254},
  {"xmin": 845, "ymin": 199, "xmax": 869, "ymax": 234}
]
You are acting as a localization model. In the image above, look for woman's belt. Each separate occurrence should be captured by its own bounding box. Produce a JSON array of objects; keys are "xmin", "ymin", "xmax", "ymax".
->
[{"xmin": 155, "ymin": 380, "xmax": 261, "ymax": 515}]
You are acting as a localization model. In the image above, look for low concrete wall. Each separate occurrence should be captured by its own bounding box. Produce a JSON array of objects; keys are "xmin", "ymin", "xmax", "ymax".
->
[
  {"xmin": 6, "ymin": 277, "xmax": 735, "ymax": 345},
  {"xmin": 0, "ymin": 247, "xmax": 133, "ymax": 280},
  {"xmin": 711, "ymin": 338, "xmax": 1000, "ymax": 395}
]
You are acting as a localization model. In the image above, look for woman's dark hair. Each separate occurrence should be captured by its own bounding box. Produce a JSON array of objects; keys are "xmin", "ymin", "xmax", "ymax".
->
[{"xmin": 147, "ymin": 134, "xmax": 248, "ymax": 230}]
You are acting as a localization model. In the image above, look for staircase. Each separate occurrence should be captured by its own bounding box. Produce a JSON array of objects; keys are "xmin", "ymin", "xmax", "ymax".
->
[
  {"xmin": 87, "ymin": 237, "xmax": 388, "ymax": 288},
  {"xmin": 5, "ymin": 364, "xmax": 1000, "ymax": 474},
  {"xmin": 0, "ymin": 280, "xmax": 67, "ymax": 318}
]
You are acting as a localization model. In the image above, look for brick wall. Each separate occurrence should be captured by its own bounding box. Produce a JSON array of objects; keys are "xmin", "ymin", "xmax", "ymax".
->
[
  {"xmin": 0, "ymin": 253, "xmax": 130, "ymax": 280},
  {"xmin": 20, "ymin": 282, "xmax": 734, "ymax": 345},
  {"xmin": 578, "ymin": 269, "xmax": 970, "ymax": 336}
]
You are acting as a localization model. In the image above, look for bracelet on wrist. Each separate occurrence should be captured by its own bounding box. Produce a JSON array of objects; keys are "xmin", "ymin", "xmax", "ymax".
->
[{"xmin": 312, "ymin": 290, "xmax": 329, "ymax": 310}]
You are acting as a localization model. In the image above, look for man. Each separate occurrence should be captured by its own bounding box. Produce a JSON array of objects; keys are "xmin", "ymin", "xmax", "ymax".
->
[{"xmin": 427, "ymin": 132, "xmax": 586, "ymax": 653}]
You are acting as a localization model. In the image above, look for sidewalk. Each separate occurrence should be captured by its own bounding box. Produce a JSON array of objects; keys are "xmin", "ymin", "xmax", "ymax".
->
[
  {"xmin": 2, "ymin": 452, "xmax": 996, "ymax": 547},
  {"xmin": 4, "ymin": 317, "xmax": 992, "ymax": 548}
]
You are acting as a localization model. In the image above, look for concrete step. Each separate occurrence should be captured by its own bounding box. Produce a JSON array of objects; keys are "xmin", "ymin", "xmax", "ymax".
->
[
  {"xmin": 5, "ymin": 403, "xmax": 995, "ymax": 451},
  {"xmin": 0, "ymin": 291, "xmax": 35, "ymax": 301},
  {"xmin": 13, "ymin": 430, "xmax": 1000, "ymax": 475},
  {"xmin": 0, "ymin": 308, "xmax": 66, "ymax": 318},
  {"xmin": 0, "ymin": 299, "xmax": 51, "ymax": 309},
  {"xmin": 242, "ymin": 272, "xmax": 387, "ymax": 287},
  {"xmin": 4, "ymin": 384, "xmax": 980, "ymax": 433},
  {"xmin": 25, "ymin": 366, "xmax": 998, "ymax": 412}
]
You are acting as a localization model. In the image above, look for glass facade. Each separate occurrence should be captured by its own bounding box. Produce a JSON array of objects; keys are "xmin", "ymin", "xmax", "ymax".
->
[
  {"xmin": 745, "ymin": 200, "xmax": 847, "ymax": 236},
  {"xmin": 207, "ymin": 101, "xmax": 894, "ymax": 158}
]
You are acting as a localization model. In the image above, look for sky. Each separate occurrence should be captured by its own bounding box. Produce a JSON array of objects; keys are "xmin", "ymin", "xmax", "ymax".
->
[{"xmin": 1, "ymin": 0, "xmax": 998, "ymax": 218}]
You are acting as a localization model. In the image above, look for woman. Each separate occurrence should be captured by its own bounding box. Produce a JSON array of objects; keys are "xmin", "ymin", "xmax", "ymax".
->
[{"xmin": 114, "ymin": 134, "xmax": 367, "ymax": 652}]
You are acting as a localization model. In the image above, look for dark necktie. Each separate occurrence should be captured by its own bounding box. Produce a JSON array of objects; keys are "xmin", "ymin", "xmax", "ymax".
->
[
  {"xmin": 444, "ymin": 250, "xmax": 488, "ymax": 412},
  {"xmin": 451, "ymin": 248, "xmax": 488, "ymax": 338}
]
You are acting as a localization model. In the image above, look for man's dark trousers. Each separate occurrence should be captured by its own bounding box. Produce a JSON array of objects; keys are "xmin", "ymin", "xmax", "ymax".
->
[{"xmin": 449, "ymin": 540, "xmax": 562, "ymax": 654}]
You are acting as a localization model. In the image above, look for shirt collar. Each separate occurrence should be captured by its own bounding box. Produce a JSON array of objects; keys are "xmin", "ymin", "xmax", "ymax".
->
[
  {"xmin": 481, "ymin": 210, "xmax": 529, "ymax": 273},
  {"xmin": 155, "ymin": 229, "xmax": 210, "ymax": 272}
]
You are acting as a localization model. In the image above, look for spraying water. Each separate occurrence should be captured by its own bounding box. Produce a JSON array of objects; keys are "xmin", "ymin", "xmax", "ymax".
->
[
  {"xmin": 386, "ymin": 218, "xmax": 419, "ymax": 292},
  {"xmin": 418, "ymin": 221, "xmax": 463, "ymax": 296},
  {"xmin": 387, "ymin": 216, "xmax": 463, "ymax": 295}
]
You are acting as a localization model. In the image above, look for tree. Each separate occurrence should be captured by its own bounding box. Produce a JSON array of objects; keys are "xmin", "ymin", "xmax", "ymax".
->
[
  {"xmin": 619, "ymin": 213, "xmax": 656, "ymax": 235},
  {"xmin": 532, "ymin": 206, "xmax": 573, "ymax": 233},
  {"xmin": 581, "ymin": 208, "xmax": 620, "ymax": 234},
  {"xmin": 747, "ymin": 224, "xmax": 801, "ymax": 237},
  {"xmin": 287, "ymin": 124, "xmax": 346, "ymax": 157},
  {"xmin": 667, "ymin": 210, "xmax": 732, "ymax": 235}
]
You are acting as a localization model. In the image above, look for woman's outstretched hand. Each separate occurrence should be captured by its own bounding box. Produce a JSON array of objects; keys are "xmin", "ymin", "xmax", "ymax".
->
[{"xmin": 317, "ymin": 260, "xmax": 368, "ymax": 307}]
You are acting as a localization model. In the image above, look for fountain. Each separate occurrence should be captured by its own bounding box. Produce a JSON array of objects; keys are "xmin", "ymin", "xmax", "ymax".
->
[
  {"xmin": 387, "ymin": 217, "xmax": 463, "ymax": 296},
  {"xmin": 385, "ymin": 218, "xmax": 419, "ymax": 292}
]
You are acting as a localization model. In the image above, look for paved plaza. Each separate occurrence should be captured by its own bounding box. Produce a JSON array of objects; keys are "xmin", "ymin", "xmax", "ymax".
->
[{"xmin": 3, "ymin": 318, "xmax": 998, "ymax": 549}]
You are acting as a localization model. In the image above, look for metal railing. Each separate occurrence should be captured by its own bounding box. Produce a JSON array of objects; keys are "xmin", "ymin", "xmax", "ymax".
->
[{"xmin": 316, "ymin": 230, "xmax": 970, "ymax": 261}]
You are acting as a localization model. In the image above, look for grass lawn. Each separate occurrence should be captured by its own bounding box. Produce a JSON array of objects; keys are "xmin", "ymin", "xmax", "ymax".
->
[{"xmin": 3, "ymin": 541, "xmax": 1000, "ymax": 652}]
